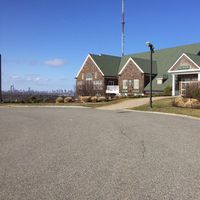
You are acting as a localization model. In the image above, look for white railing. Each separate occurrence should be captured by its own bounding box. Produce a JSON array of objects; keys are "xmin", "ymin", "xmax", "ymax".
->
[{"xmin": 106, "ymin": 85, "xmax": 119, "ymax": 94}]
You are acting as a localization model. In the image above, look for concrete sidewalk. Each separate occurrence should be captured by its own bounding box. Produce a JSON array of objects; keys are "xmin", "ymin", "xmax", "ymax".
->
[{"xmin": 97, "ymin": 96, "xmax": 170, "ymax": 110}]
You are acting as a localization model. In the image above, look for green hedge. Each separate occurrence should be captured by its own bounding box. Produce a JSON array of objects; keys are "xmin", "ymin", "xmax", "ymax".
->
[{"xmin": 163, "ymin": 86, "xmax": 172, "ymax": 96}]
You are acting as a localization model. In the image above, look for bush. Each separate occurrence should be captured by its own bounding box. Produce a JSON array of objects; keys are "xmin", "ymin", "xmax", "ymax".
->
[
  {"xmin": 185, "ymin": 82, "xmax": 200, "ymax": 100},
  {"xmin": 56, "ymin": 97, "xmax": 64, "ymax": 104},
  {"xmin": 27, "ymin": 96, "xmax": 39, "ymax": 103},
  {"xmin": 163, "ymin": 86, "xmax": 172, "ymax": 96},
  {"xmin": 64, "ymin": 97, "xmax": 73, "ymax": 103},
  {"xmin": 97, "ymin": 96, "xmax": 106, "ymax": 102},
  {"xmin": 91, "ymin": 96, "xmax": 98, "ymax": 102},
  {"xmin": 79, "ymin": 96, "xmax": 91, "ymax": 103},
  {"xmin": 173, "ymin": 97, "xmax": 200, "ymax": 108}
]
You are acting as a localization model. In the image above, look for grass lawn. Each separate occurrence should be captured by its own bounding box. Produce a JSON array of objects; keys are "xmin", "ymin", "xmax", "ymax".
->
[
  {"xmin": 0, "ymin": 98, "xmax": 126, "ymax": 108},
  {"xmin": 132, "ymin": 98, "xmax": 200, "ymax": 118}
]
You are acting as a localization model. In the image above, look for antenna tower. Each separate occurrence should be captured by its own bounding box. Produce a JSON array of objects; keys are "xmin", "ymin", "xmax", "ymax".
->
[{"xmin": 122, "ymin": 0, "xmax": 125, "ymax": 56}]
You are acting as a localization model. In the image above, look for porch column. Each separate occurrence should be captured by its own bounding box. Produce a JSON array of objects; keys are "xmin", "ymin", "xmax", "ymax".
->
[
  {"xmin": 172, "ymin": 74, "xmax": 176, "ymax": 96},
  {"xmin": 198, "ymin": 73, "xmax": 200, "ymax": 81}
]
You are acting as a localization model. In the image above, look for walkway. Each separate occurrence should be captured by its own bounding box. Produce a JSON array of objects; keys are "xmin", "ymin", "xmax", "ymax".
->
[{"xmin": 97, "ymin": 96, "xmax": 169, "ymax": 110}]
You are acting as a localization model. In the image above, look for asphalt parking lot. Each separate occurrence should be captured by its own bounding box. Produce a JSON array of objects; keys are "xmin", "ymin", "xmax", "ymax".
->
[{"xmin": 0, "ymin": 107, "xmax": 200, "ymax": 200}]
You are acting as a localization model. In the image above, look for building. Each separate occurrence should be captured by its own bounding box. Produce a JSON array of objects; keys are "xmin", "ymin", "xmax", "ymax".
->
[{"xmin": 76, "ymin": 43, "xmax": 200, "ymax": 96}]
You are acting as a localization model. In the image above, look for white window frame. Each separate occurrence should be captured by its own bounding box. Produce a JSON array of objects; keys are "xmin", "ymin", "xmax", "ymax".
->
[
  {"xmin": 94, "ymin": 72, "xmax": 98, "ymax": 79},
  {"xmin": 86, "ymin": 73, "xmax": 93, "ymax": 81},
  {"xmin": 157, "ymin": 78, "xmax": 163, "ymax": 85},
  {"xmin": 123, "ymin": 80, "xmax": 128, "ymax": 89},
  {"xmin": 133, "ymin": 79, "xmax": 139, "ymax": 90},
  {"xmin": 128, "ymin": 80, "xmax": 133, "ymax": 87},
  {"xmin": 93, "ymin": 80, "xmax": 103, "ymax": 90}
]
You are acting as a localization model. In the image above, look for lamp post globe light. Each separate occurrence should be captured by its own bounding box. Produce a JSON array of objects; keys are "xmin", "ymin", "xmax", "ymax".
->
[{"xmin": 146, "ymin": 42, "xmax": 155, "ymax": 108}]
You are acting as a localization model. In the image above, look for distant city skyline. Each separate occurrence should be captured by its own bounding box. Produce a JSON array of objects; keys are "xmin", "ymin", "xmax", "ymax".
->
[{"xmin": 1, "ymin": 0, "xmax": 200, "ymax": 91}]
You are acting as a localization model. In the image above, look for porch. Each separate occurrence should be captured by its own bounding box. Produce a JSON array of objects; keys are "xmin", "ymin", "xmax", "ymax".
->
[
  {"xmin": 106, "ymin": 85, "xmax": 119, "ymax": 94},
  {"xmin": 168, "ymin": 52, "xmax": 200, "ymax": 96},
  {"xmin": 104, "ymin": 77, "xmax": 119, "ymax": 95},
  {"xmin": 172, "ymin": 73, "xmax": 200, "ymax": 96}
]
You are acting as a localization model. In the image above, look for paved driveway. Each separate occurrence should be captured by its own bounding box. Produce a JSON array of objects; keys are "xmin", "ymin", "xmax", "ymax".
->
[
  {"xmin": 0, "ymin": 107, "xmax": 200, "ymax": 200},
  {"xmin": 97, "ymin": 96, "xmax": 169, "ymax": 110}
]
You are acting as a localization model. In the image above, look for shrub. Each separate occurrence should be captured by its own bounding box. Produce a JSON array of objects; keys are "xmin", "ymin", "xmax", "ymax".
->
[
  {"xmin": 91, "ymin": 96, "xmax": 98, "ymax": 102},
  {"xmin": 56, "ymin": 97, "xmax": 64, "ymax": 104},
  {"xmin": 28, "ymin": 96, "xmax": 39, "ymax": 103},
  {"xmin": 163, "ymin": 86, "xmax": 172, "ymax": 96},
  {"xmin": 97, "ymin": 96, "xmax": 106, "ymax": 102},
  {"xmin": 79, "ymin": 96, "xmax": 91, "ymax": 103},
  {"xmin": 173, "ymin": 96, "xmax": 200, "ymax": 108},
  {"xmin": 64, "ymin": 97, "xmax": 73, "ymax": 103},
  {"xmin": 185, "ymin": 82, "xmax": 200, "ymax": 100}
]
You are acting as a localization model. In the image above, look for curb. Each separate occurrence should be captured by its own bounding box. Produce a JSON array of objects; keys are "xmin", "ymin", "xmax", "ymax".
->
[
  {"xmin": 125, "ymin": 109, "xmax": 200, "ymax": 121},
  {"xmin": 0, "ymin": 105, "xmax": 90, "ymax": 109}
]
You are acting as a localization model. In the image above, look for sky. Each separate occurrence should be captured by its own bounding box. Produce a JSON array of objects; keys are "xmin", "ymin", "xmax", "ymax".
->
[{"xmin": 1, "ymin": 0, "xmax": 200, "ymax": 91}]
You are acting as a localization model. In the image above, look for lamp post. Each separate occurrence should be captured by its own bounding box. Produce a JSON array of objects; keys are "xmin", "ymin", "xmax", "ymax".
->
[{"xmin": 146, "ymin": 42, "xmax": 155, "ymax": 108}]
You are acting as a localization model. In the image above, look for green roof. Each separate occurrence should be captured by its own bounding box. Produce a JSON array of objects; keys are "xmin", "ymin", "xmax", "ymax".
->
[
  {"xmin": 131, "ymin": 43, "xmax": 200, "ymax": 91},
  {"xmin": 90, "ymin": 43, "xmax": 200, "ymax": 91},
  {"xmin": 120, "ymin": 57, "xmax": 157, "ymax": 74},
  {"xmin": 90, "ymin": 54, "xmax": 121, "ymax": 77}
]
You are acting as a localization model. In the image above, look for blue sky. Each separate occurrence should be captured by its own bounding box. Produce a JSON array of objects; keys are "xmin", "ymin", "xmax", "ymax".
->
[{"xmin": 1, "ymin": 0, "xmax": 200, "ymax": 91}]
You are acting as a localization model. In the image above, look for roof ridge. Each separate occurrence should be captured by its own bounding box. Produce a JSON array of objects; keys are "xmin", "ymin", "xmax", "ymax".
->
[
  {"xmin": 131, "ymin": 56, "xmax": 151, "ymax": 61},
  {"xmin": 184, "ymin": 52, "xmax": 200, "ymax": 56},
  {"xmin": 90, "ymin": 53, "xmax": 121, "ymax": 58},
  {"xmin": 125, "ymin": 42, "xmax": 200, "ymax": 57}
]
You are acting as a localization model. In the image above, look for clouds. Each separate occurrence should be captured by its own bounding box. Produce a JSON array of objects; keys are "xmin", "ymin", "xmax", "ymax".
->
[
  {"xmin": 3, "ymin": 57, "xmax": 67, "ymax": 67},
  {"xmin": 3, "ymin": 58, "xmax": 39, "ymax": 66},
  {"xmin": 8, "ymin": 74, "xmax": 50, "ymax": 82},
  {"xmin": 44, "ymin": 58, "xmax": 66, "ymax": 67}
]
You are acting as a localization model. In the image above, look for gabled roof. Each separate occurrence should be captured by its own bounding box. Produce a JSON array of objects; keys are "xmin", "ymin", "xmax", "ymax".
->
[
  {"xmin": 168, "ymin": 53, "xmax": 200, "ymax": 73},
  {"xmin": 90, "ymin": 54, "xmax": 121, "ymax": 77},
  {"xmin": 119, "ymin": 57, "xmax": 157, "ymax": 74}
]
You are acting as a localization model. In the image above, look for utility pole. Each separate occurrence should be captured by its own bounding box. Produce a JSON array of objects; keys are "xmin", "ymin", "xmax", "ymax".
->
[
  {"xmin": 0, "ymin": 54, "xmax": 2, "ymax": 103},
  {"xmin": 146, "ymin": 42, "xmax": 155, "ymax": 108},
  {"xmin": 122, "ymin": 0, "xmax": 125, "ymax": 56}
]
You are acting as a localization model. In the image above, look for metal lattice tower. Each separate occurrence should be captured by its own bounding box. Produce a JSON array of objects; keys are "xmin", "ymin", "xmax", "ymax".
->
[{"xmin": 122, "ymin": 0, "xmax": 125, "ymax": 56}]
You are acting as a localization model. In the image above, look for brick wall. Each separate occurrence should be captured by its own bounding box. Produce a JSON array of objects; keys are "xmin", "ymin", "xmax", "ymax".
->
[
  {"xmin": 118, "ymin": 60, "xmax": 144, "ymax": 95},
  {"xmin": 76, "ymin": 56, "xmax": 105, "ymax": 96}
]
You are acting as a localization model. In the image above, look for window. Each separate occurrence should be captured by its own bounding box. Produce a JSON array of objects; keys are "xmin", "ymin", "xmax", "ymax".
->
[
  {"xmin": 133, "ymin": 79, "xmax": 139, "ymax": 90},
  {"xmin": 82, "ymin": 73, "xmax": 84, "ymax": 80},
  {"xmin": 123, "ymin": 80, "xmax": 128, "ymax": 89},
  {"xmin": 94, "ymin": 72, "xmax": 98, "ymax": 79},
  {"xmin": 108, "ymin": 80, "xmax": 114, "ymax": 85},
  {"xmin": 86, "ymin": 73, "xmax": 93, "ymax": 81},
  {"xmin": 93, "ymin": 80, "xmax": 103, "ymax": 90},
  {"xmin": 77, "ymin": 81, "xmax": 82, "ymax": 85},
  {"xmin": 128, "ymin": 80, "xmax": 133, "ymax": 87},
  {"xmin": 157, "ymin": 78, "xmax": 163, "ymax": 85},
  {"xmin": 77, "ymin": 81, "xmax": 83, "ymax": 89}
]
